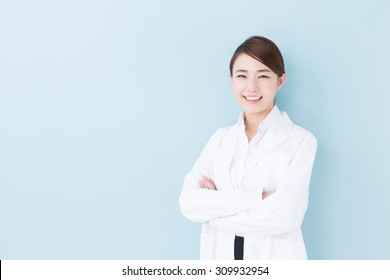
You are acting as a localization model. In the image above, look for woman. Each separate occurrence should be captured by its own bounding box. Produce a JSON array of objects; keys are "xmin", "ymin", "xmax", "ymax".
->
[{"xmin": 179, "ymin": 36, "xmax": 317, "ymax": 260}]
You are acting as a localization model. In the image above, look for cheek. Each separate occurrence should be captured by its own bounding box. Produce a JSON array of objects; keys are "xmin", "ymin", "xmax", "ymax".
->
[
  {"xmin": 233, "ymin": 89, "xmax": 242, "ymax": 102},
  {"xmin": 232, "ymin": 83, "xmax": 243, "ymax": 96},
  {"xmin": 262, "ymin": 81, "xmax": 279, "ymax": 93}
]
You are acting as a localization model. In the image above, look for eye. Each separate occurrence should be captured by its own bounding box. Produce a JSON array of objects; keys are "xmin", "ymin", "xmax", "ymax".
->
[
  {"xmin": 258, "ymin": 75, "xmax": 269, "ymax": 79},
  {"xmin": 237, "ymin": 74, "xmax": 246, "ymax": 78}
]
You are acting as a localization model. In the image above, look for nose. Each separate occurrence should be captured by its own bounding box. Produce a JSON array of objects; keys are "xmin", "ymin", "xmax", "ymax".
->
[{"xmin": 246, "ymin": 77, "xmax": 258, "ymax": 92}]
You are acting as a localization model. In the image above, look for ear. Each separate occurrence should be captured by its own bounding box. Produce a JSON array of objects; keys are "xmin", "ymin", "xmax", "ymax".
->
[{"xmin": 277, "ymin": 73, "xmax": 286, "ymax": 90}]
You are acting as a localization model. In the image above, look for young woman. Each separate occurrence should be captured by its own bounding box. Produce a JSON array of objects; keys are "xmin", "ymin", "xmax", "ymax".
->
[{"xmin": 179, "ymin": 36, "xmax": 317, "ymax": 260}]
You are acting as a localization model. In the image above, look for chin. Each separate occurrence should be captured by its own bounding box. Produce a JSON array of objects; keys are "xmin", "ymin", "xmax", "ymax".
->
[
  {"xmin": 245, "ymin": 110, "xmax": 266, "ymax": 115},
  {"xmin": 242, "ymin": 106, "xmax": 265, "ymax": 114},
  {"xmin": 243, "ymin": 105, "xmax": 273, "ymax": 116}
]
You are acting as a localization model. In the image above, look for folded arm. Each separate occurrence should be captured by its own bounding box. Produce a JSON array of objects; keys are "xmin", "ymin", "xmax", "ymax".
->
[
  {"xmin": 208, "ymin": 135, "xmax": 317, "ymax": 236},
  {"xmin": 179, "ymin": 129, "xmax": 263, "ymax": 222}
]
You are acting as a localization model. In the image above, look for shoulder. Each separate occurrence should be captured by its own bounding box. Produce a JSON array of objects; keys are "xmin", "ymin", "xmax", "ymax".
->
[
  {"xmin": 207, "ymin": 121, "xmax": 238, "ymax": 137},
  {"xmin": 204, "ymin": 124, "xmax": 239, "ymax": 147},
  {"xmin": 279, "ymin": 113, "xmax": 317, "ymax": 145},
  {"xmin": 215, "ymin": 123, "xmax": 238, "ymax": 135},
  {"xmin": 198, "ymin": 124, "xmax": 238, "ymax": 157}
]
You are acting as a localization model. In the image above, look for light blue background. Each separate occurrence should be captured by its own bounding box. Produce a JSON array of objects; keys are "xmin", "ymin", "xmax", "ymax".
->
[{"xmin": 1, "ymin": 0, "xmax": 389, "ymax": 259}]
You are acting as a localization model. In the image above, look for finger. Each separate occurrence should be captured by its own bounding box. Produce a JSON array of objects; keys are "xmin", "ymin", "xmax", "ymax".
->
[
  {"xmin": 262, "ymin": 191, "xmax": 274, "ymax": 199},
  {"xmin": 201, "ymin": 176, "xmax": 211, "ymax": 189},
  {"xmin": 209, "ymin": 177, "xmax": 217, "ymax": 190},
  {"xmin": 201, "ymin": 175, "xmax": 209, "ymax": 183},
  {"xmin": 204, "ymin": 178, "xmax": 214, "ymax": 189},
  {"xmin": 205, "ymin": 177, "xmax": 216, "ymax": 190},
  {"xmin": 207, "ymin": 181, "xmax": 216, "ymax": 190}
]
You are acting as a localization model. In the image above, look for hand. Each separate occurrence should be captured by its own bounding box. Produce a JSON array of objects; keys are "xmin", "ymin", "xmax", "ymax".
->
[
  {"xmin": 262, "ymin": 191, "xmax": 274, "ymax": 200},
  {"xmin": 199, "ymin": 175, "xmax": 217, "ymax": 191}
]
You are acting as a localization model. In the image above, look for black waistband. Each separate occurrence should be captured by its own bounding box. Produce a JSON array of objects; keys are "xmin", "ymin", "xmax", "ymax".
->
[{"xmin": 234, "ymin": 235, "xmax": 244, "ymax": 260}]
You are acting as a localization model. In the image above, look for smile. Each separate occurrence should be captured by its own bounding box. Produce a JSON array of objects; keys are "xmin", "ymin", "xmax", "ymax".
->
[{"xmin": 244, "ymin": 95, "xmax": 262, "ymax": 103}]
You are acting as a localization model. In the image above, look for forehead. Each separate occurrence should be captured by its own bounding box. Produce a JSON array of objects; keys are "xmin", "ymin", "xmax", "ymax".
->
[{"xmin": 232, "ymin": 53, "xmax": 271, "ymax": 71}]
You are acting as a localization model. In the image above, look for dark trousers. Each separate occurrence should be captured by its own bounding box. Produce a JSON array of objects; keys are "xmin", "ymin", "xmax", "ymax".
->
[{"xmin": 234, "ymin": 236, "xmax": 244, "ymax": 260}]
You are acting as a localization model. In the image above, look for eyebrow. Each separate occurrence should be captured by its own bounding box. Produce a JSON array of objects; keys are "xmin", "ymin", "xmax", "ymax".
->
[{"xmin": 235, "ymin": 69, "xmax": 272, "ymax": 73}]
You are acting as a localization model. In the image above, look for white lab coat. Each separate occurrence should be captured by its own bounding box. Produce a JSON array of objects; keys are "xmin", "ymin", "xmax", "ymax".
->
[{"xmin": 179, "ymin": 106, "xmax": 317, "ymax": 259}]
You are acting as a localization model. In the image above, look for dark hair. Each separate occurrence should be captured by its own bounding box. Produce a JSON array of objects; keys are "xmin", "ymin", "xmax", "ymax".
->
[{"xmin": 229, "ymin": 36, "xmax": 285, "ymax": 77}]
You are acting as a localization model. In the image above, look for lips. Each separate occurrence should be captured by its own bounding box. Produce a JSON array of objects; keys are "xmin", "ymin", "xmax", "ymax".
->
[{"xmin": 244, "ymin": 95, "xmax": 262, "ymax": 103}]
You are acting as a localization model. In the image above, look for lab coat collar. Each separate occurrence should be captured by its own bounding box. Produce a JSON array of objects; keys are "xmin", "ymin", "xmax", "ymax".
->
[
  {"xmin": 237, "ymin": 105, "xmax": 284, "ymax": 132},
  {"xmin": 236, "ymin": 106, "xmax": 292, "ymax": 176}
]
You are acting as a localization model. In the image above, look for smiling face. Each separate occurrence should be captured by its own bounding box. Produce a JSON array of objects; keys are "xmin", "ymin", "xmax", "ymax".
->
[{"xmin": 231, "ymin": 53, "xmax": 286, "ymax": 121}]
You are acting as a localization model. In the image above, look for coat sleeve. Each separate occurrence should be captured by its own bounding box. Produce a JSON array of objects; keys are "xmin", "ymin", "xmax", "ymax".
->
[
  {"xmin": 179, "ymin": 128, "xmax": 263, "ymax": 223},
  {"xmin": 208, "ymin": 133, "xmax": 317, "ymax": 237}
]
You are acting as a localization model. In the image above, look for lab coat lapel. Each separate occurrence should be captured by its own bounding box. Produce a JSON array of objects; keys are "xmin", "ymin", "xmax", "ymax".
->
[
  {"xmin": 244, "ymin": 129, "xmax": 289, "ymax": 176},
  {"xmin": 214, "ymin": 126, "xmax": 240, "ymax": 189}
]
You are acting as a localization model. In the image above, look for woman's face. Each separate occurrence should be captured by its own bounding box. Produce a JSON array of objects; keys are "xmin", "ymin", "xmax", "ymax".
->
[{"xmin": 231, "ymin": 53, "xmax": 286, "ymax": 118}]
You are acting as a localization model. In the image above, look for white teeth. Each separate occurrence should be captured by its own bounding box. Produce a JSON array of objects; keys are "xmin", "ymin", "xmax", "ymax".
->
[{"xmin": 245, "ymin": 96, "xmax": 261, "ymax": 101}]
